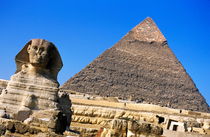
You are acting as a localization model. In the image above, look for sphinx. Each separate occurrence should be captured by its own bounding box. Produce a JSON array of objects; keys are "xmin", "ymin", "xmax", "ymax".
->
[
  {"xmin": 0, "ymin": 39, "xmax": 71, "ymax": 133},
  {"xmin": 15, "ymin": 39, "xmax": 62, "ymax": 82}
]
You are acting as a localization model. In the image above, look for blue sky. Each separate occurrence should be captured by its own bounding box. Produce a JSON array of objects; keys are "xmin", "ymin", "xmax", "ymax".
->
[{"xmin": 0, "ymin": 0, "xmax": 210, "ymax": 105}]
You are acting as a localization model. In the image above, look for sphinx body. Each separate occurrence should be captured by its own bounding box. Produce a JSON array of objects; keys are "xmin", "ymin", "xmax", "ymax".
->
[
  {"xmin": 0, "ymin": 39, "xmax": 71, "ymax": 132},
  {"xmin": 0, "ymin": 73, "xmax": 59, "ymax": 113}
]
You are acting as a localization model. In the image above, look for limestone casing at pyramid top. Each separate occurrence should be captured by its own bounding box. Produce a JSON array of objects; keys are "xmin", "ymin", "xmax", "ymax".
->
[{"xmin": 126, "ymin": 17, "xmax": 167, "ymax": 43}]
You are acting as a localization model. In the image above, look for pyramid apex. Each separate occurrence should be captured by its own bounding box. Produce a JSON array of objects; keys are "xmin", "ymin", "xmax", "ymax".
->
[
  {"xmin": 145, "ymin": 17, "xmax": 153, "ymax": 21},
  {"xmin": 130, "ymin": 17, "xmax": 166, "ymax": 43}
]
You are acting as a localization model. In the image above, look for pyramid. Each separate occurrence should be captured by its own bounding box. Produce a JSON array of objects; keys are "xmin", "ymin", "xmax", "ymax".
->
[{"xmin": 62, "ymin": 17, "xmax": 209, "ymax": 112}]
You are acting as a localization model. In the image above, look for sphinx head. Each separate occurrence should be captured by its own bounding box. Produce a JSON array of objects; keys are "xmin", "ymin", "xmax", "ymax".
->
[
  {"xmin": 27, "ymin": 39, "xmax": 52, "ymax": 68},
  {"xmin": 15, "ymin": 39, "xmax": 63, "ymax": 80}
]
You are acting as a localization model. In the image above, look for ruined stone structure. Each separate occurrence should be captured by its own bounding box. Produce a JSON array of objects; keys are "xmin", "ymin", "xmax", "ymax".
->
[
  {"xmin": 67, "ymin": 91, "xmax": 210, "ymax": 137},
  {"xmin": 62, "ymin": 17, "xmax": 209, "ymax": 113},
  {"xmin": 0, "ymin": 39, "xmax": 71, "ymax": 133}
]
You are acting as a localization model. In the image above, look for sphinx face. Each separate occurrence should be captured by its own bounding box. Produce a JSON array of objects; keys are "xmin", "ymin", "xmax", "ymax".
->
[
  {"xmin": 15, "ymin": 39, "xmax": 62, "ymax": 80},
  {"xmin": 27, "ymin": 40, "xmax": 51, "ymax": 68}
]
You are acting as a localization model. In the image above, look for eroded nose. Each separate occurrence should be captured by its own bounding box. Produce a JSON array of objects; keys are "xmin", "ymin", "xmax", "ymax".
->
[{"xmin": 36, "ymin": 48, "xmax": 42, "ymax": 55}]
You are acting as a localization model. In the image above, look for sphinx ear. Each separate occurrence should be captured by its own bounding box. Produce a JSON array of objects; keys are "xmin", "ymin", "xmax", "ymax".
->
[
  {"xmin": 15, "ymin": 40, "xmax": 32, "ymax": 73},
  {"xmin": 47, "ymin": 43, "xmax": 63, "ymax": 81},
  {"xmin": 27, "ymin": 44, "xmax": 31, "ymax": 53}
]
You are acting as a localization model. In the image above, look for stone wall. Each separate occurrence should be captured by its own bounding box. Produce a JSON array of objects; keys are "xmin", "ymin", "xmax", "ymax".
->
[{"xmin": 69, "ymin": 91, "xmax": 210, "ymax": 136}]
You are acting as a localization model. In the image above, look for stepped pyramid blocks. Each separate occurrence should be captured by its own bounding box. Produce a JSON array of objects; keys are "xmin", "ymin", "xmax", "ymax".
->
[{"xmin": 62, "ymin": 17, "xmax": 209, "ymax": 112}]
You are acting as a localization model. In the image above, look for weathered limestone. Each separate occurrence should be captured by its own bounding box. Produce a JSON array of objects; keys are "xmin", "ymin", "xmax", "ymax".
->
[
  {"xmin": 0, "ymin": 118, "xmax": 42, "ymax": 136},
  {"xmin": 0, "ymin": 79, "xmax": 8, "ymax": 94},
  {"xmin": 97, "ymin": 119, "xmax": 163, "ymax": 137},
  {"xmin": 0, "ymin": 118, "xmax": 79, "ymax": 137},
  {"xmin": 0, "ymin": 39, "xmax": 71, "ymax": 133},
  {"xmin": 69, "ymin": 92, "xmax": 210, "ymax": 136}
]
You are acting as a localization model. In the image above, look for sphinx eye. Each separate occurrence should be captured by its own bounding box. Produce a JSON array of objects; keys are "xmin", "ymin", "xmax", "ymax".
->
[
  {"xmin": 33, "ymin": 46, "xmax": 38, "ymax": 50},
  {"xmin": 40, "ymin": 47, "xmax": 44, "ymax": 52}
]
